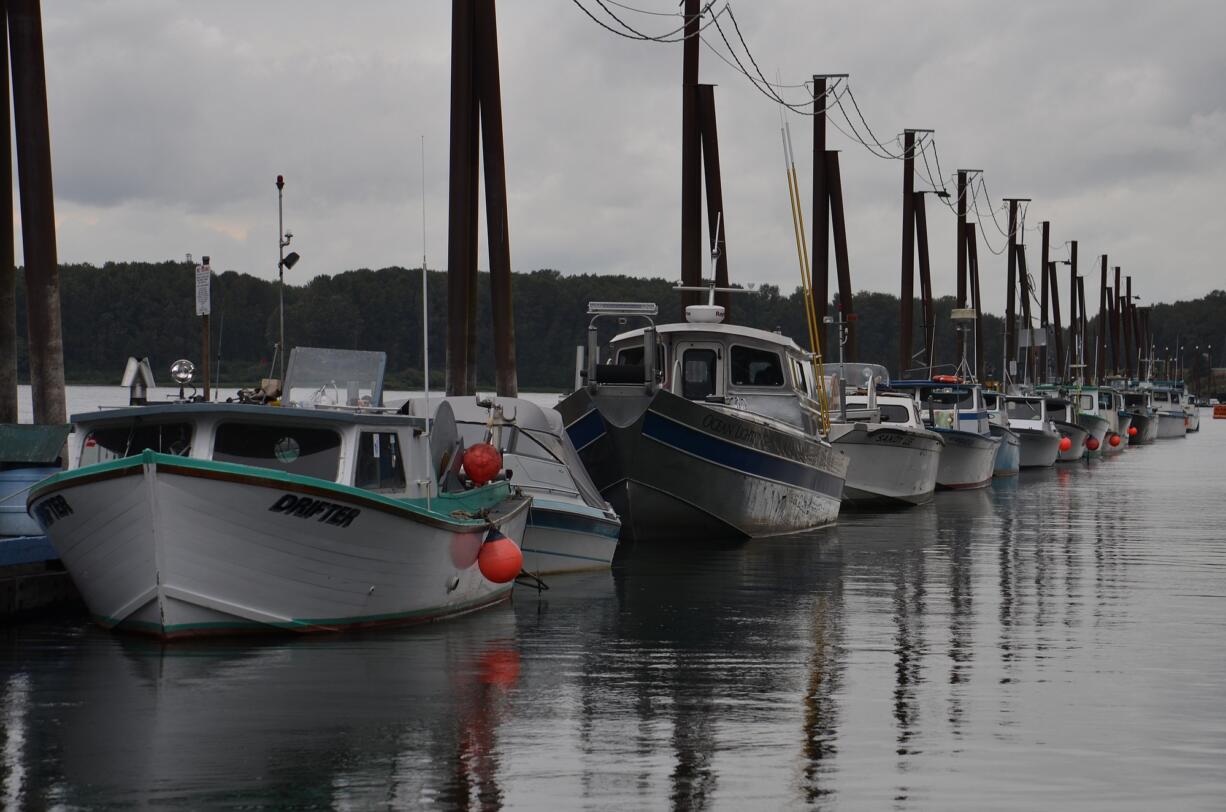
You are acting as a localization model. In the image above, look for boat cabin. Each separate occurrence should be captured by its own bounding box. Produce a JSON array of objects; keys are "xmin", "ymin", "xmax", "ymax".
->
[
  {"xmin": 890, "ymin": 381, "xmax": 990, "ymax": 435},
  {"xmin": 67, "ymin": 347, "xmax": 463, "ymax": 501},
  {"xmin": 843, "ymin": 393, "xmax": 927, "ymax": 431},
  {"xmin": 605, "ymin": 319, "xmax": 824, "ymax": 434},
  {"xmin": 1003, "ymin": 395, "xmax": 1055, "ymax": 431}
]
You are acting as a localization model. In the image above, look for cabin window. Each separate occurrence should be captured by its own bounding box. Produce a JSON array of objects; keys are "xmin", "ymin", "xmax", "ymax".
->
[
  {"xmin": 681, "ymin": 349, "xmax": 719, "ymax": 400},
  {"xmin": 617, "ymin": 345, "xmax": 665, "ymax": 371},
  {"xmin": 1079, "ymin": 395, "xmax": 1096, "ymax": 411},
  {"xmin": 1006, "ymin": 400, "xmax": 1043, "ymax": 420},
  {"xmin": 791, "ymin": 359, "xmax": 810, "ymax": 396},
  {"xmin": 79, "ymin": 422, "xmax": 193, "ymax": 466},
  {"xmin": 730, "ymin": 346, "xmax": 784, "ymax": 387},
  {"xmin": 213, "ymin": 423, "xmax": 341, "ymax": 480},
  {"xmin": 879, "ymin": 404, "xmax": 911, "ymax": 424},
  {"xmin": 355, "ymin": 432, "xmax": 406, "ymax": 492}
]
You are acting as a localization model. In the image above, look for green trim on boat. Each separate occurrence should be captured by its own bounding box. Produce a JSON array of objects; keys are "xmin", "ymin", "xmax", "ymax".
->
[{"xmin": 32, "ymin": 449, "xmax": 509, "ymax": 527}]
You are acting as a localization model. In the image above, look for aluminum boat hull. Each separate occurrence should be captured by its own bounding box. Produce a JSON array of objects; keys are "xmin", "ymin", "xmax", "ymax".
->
[
  {"xmin": 990, "ymin": 424, "xmax": 1020, "ymax": 478},
  {"xmin": 558, "ymin": 387, "xmax": 848, "ymax": 543}
]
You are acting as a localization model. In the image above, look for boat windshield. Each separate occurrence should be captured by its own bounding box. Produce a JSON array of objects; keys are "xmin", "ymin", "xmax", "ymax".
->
[
  {"xmin": 283, "ymin": 346, "xmax": 386, "ymax": 408},
  {"xmin": 79, "ymin": 422, "xmax": 193, "ymax": 465},
  {"xmin": 879, "ymin": 404, "xmax": 912, "ymax": 424},
  {"xmin": 1006, "ymin": 400, "xmax": 1043, "ymax": 421}
]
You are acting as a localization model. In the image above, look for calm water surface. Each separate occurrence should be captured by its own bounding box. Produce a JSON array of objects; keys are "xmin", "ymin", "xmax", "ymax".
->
[{"xmin": 3, "ymin": 390, "xmax": 1225, "ymax": 809}]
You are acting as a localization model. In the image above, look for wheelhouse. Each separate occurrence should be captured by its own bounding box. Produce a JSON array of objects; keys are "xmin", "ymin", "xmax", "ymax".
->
[{"xmin": 606, "ymin": 322, "xmax": 823, "ymax": 434}]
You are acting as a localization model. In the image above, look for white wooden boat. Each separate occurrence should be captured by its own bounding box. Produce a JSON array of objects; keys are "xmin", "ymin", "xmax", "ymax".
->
[
  {"xmin": 26, "ymin": 348, "xmax": 531, "ymax": 639},
  {"xmin": 829, "ymin": 371, "xmax": 944, "ymax": 506},
  {"xmin": 892, "ymin": 381, "xmax": 1000, "ymax": 490},
  {"xmin": 1002, "ymin": 395, "xmax": 1062, "ymax": 468}
]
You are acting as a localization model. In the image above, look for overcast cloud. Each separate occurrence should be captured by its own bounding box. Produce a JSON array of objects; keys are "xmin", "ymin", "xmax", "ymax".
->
[{"xmin": 32, "ymin": 0, "xmax": 1226, "ymax": 314}]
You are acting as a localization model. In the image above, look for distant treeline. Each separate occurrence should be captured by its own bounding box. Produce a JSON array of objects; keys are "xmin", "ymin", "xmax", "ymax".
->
[{"xmin": 9, "ymin": 261, "xmax": 1226, "ymax": 389}]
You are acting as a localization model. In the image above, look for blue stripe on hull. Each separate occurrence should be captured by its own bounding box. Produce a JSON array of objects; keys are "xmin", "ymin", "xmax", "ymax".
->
[
  {"xmin": 566, "ymin": 409, "xmax": 606, "ymax": 451},
  {"xmin": 641, "ymin": 411, "xmax": 842, "ymax": 498},
  {"xmin": 528, "ymin": 506, "xmax": 621, "ymax": 540}
]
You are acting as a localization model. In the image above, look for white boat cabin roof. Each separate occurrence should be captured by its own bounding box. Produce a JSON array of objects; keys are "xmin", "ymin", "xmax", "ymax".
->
[{"xmin": 611, "ymin": 322, "xmax": 808, "ymax": 356}]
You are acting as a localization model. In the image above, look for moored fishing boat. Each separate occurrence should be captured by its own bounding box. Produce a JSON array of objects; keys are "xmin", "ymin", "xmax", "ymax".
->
[
  {"xmin": 1002, "ymin": 395, "xmax": 1062, "ymax": 468},
  {"xmin": 826, "ymin": 363, "xmax": 943, "ymax": 506},
  {"xmin": 27, "ymin": 349, "xmax": 531, "ymax": 639},
  {"xmin": 982, "ymin": 391, "xmax": 1020, "ymax": 477},
  {"xmin": 1123, "ymin": 389, "xmax": 1159, "ymax": 444},
  {"xmin": 1046, "ymin": 397, "xmax": 1090, "ymax": 462},
  {"xmin": 1152, "ymin": 384, "xmax": 1188, "ymax": 438},
  {"xmin": 891, "ymin": 380, "xmax": 1000, "ymax": 490},
  {"xmin": 1066, "ymin": 386, "xmax": 1110, "ymax": 457},
  {"xmin": 1097, "ymin": 387, "xmax": 1131, "ymax": 454},
  {"xmin": 403, "ymin": 395, "xmax": 621, "ymax": 574},
  {"xmin": 556, "ymin": 300, "xmax": 848, "ymax": 543}
]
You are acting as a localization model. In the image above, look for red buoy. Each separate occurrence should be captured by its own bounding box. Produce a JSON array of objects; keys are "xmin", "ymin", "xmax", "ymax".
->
[
  {"xmin": 477, "ymin": 529, "xmax": 522, "ymax": 583},
  {"xmin": 1128, "ymin": 426, "xmax": 1138, "ymax": 437},
  {"xmin": 462, "ymin": 443, "xmax": 503, "ymax": 486},
  {"xmin": 1059, "ymin": 436, "xmax": 1073, "ymax": 452},
  {"xmin": 1087, "ymin": 436, "xmax": 1100, "ymax": 451},
  {"xmin": 1109, "ymin": 434, "xmax": 1122, "ymax": 447}
]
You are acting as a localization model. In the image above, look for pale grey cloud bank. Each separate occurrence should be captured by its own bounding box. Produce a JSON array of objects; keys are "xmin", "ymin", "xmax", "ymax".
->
[{"xmin": 34, "ymin": 0, "xmax": 1226, "ymax": 315}]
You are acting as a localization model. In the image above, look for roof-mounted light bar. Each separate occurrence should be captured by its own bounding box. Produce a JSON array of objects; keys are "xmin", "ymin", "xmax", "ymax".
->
[{"xmin": 587, "ymin": 302, "xmax": 659, "ymax": 316}]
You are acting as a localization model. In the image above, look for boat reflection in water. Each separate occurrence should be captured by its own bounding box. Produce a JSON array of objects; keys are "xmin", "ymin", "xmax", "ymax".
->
[{"xmin": 0, "ymin": 611, "xmax": 522, "ymax": 809}]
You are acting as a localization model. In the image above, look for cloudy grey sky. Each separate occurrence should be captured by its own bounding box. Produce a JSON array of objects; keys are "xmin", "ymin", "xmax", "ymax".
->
[{"xmin": 35, "ymin": 0, "xmax": 1226, "ymax": 313}]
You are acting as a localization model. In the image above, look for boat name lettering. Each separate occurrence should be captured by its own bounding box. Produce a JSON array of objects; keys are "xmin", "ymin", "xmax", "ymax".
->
[
  {"xmin": 268, "ymin": 494, "xmax": 359, "ymax": 528},
  {"xmin": 33, "ymin": 494, "xmax": 73, "ymax": 528},
  {"xmin": 698, "ymin": 413, "xmax": 820, "ymax": 465},
  {"xmin": 872, "ymin": 432, "xmax": 915, "ymax": 447}
]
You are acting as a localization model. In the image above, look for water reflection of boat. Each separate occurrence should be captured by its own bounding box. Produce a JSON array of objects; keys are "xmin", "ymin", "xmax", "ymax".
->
[
  {"xmin": 2, "ymin": 610, "xmax": 520, "ymax": 808},
  {"xmin": 27, "ymin": 348, "xmax": 530, "ymax": 638}
]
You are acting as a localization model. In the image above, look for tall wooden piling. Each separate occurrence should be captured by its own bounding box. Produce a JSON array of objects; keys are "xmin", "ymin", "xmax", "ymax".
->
[
  {"xmin": 446, "ymin": 0, "xmax": 517, "ymax": 396},
  {"xmin": 966, "ymin": 222, "xmax": 984, "ymax": 381},
  {"xmin": 696, "ymin": 84, "xmax": 730, "ymax": 318},
  {"xmin": 679, "ymin": 0, "xmax": 701, "ymax": 309},
  {"xmin": 1067, "ymin": 241, "xmax": 1079, "ymax": 380},
  {"xmin": 1048, "ymin": 260, "xmax": 1064, "ymax": 381},
  {"xmin": 1003, "ymin": 199, "xmax": 1020, "ymax": 381},
  {"xmin": 899, "ymin": 131, "xmax": 916, "ymax": 377},
  {"xmin": 8, "ymin": 0, "xmax": 64, "ymax": 426},
  {"xmin": 827, "ymin": 151, "xmax": 855, "ymax": 360},
  {"xmin": 811, "ymin": 76, "xmax": 829, "ymax": 351},
  {"xmin": 955, "ymin": 171, "xmax": 969, "ymax": 367},
  {"xmin": 0, "ymin": 7, "xmax": 15, "ymax": 424},
  {"xmin": 1038, "ymin": 222, "xmax": 1050, "ymax": 382},
  {"xmin": 1124, "ymin": 275, "xmax": 1134, "ymax": 378},
  {"xmin": 914, "ymin": 192, "xmax": 934, "ymax": 376},
  {"xmin": 1097, "ymin": 256, "xmax": 1108, "ymax": 382}
]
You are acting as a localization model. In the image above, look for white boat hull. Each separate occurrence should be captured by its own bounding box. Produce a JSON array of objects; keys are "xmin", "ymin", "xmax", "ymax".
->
[
  {"xmin": 1156, "ymin": 411, "xmax": 1187, "ymax": 438},
  {"xmin": 522, "ymin": 499, "xmax": 621, "ymax": 574},
  {"xmin": 1015, "ymin": 427, "xmax": 1061, "ymax": 468},
  {"xmin": 830, "ymin": 424, "xmax": 943, "ymax": 506},
  {"xmin": 933, "ymin": 430, "xmax": 999, "ymax": 490},
  {"xmin": 29, "ymin": 455, "xmax": 530, "ymax": 638}
]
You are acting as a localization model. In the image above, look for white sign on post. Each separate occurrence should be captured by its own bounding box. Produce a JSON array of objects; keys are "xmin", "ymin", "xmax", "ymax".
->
[{"xmin": 195, "ymin": 263, "xmax": 211, "ymax": 316}]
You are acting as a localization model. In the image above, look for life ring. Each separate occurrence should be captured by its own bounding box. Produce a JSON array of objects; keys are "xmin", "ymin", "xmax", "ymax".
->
[{"xmin": 932, "ymin": 374, "xmax": 959, "ymax": 384}]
